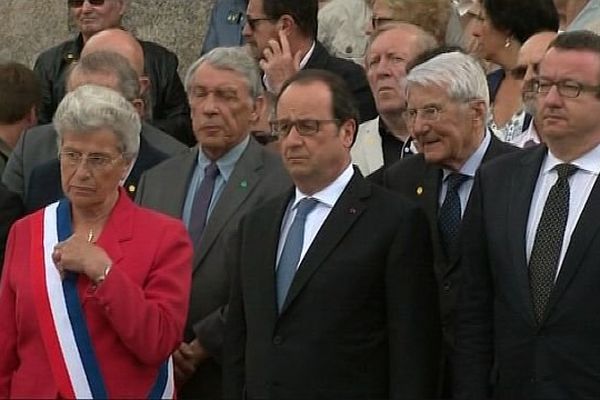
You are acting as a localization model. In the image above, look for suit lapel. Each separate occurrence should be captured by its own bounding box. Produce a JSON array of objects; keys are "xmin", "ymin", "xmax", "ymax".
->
[
  {"xmin": 507, "ymin": 146, "xmax": 546, "ymax": 324},
  {"xmin": 545, "ymin": 171, "xmax": 600, "ymax": 317},
  {"xmin": 193, "ymin": 140, "xmax": 264, "ymax": 271},
  {"xmin": 95, "ymin": 189, "xmax": 134, "ymax": 269},
  {"xmin": 279, "ymin": 171, "xmax": 369, "ymax": 315},
  {"xmin": 419, "ymin": 164, "xmax": 445, "ymax": 267}
]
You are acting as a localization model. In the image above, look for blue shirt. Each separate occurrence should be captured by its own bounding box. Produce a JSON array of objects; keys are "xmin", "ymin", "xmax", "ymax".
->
[
  {"xmin": 201, "ymin": 0, "xmax": 248, "ymax": 55},
  {"xmin": 183, "ymin": 136, "xmax": 250, "ymax": 227}
]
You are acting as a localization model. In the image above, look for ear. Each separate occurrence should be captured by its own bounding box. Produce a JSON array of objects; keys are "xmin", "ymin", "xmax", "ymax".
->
[
  {"xmin": 278, "ymin": 14, "xmax": 295, "ymax": 36},
  {"xmin": 339, "ymin": 119, "xmax": 357, "ymax": 149},
  {"xmin": 117, "ymin": 0, "xmax": 127, "ymax": 17},
  {"xmin": 138, "ymin": 75, "xmax": 150, "ymax": 96},
  {"xmin": 470, "ymin": 100, "xmax": 487, "ymax": 123},
  {"xmin": 131, "ymin": 98, "xmax": 146, "ymax": 118},
  {"xmin": 250, "ymin": 95, "xmax": 266, "ymax": 124},
  {"xmin": 25, "ymin": 106, "xmax": 38, "ymax": 128}
]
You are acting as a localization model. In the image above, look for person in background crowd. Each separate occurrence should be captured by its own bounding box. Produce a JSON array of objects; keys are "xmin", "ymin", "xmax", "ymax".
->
[
  {"xmin": 380, "ymin": 49, "xmax": 517, "ymax": 398},
  {"xmin": 201, "ymin": 0, "xmax": 248, "ymax": 55},
  {"xmin": 555, "ymin": 0, "xmax": 600, "ymax": 32},
  {"xmin": 352, "ymin": 23, "xmax": 437, "ymax": 176},
  {"xmin": 471, "ymin": 0, "xmax": 558, "ymax": 144},
  {"xmin": 0, "ymin": 63, "xmax": 40, "ymax": 177},
  {"xmin": 136, "ymin": 46, "xmax": 290, "ymax": 400},
  {"xmin": 317, "ymin": 0, "xmax": 371, "ymax": 65},
  {"xmin": 513, "ymin": 31, "xmax": 557, "ymax": 148},
  {"xmin": 0, "ymin": 84, "xmax": 192, "ymax": 398},
  {"xmin": 368, "ymin": 0, "xmax": 452, "ymax": 45},
  {"xmin": 223, "ymin": 69, "xmax": 441, "ymax": 400},
  {"xmin": 24, "ymin": 51, "xmax": 183, "ymax": 212},
  {"xmin": 0, "ymin": 182, "xmax": 22, "ymax": 269},
  {"xmin": 455, "ymin": 30, "xmax": 600, "ymax": 399},
  {"xmin": 242, "ymin": 0, "xmax": 377, "ymax": 123},
  {"xmin": 2, "ymin": 38, "xmax": 187, "ymax": 203},
  {"xmin": 34, "ymin": 0, "xmax": 192, "ymax": 144}
]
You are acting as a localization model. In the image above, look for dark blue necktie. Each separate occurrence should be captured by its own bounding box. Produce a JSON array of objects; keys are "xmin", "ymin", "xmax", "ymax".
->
[
  {"xmin": 529, "ymin": 163, "xmax": 577, "ymax": 323},
  {"xmin": 188, "ymin": 162, "xmax": 220, "ymax": 245},
  {"xmin": 276, "ymin": 198, "xmax": 319, "ymax": 311},
  {"xmin": 438, "ymin": 173, "xmax": 469, "ymax": 257}
]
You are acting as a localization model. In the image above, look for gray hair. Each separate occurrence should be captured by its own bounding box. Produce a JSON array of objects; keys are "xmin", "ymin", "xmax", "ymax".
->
[
  {"xmin": 184, "ymin": 46, "xmax": 263, "ymax": 101},
  {"xmin": 406, "ymin": 51, "xmax": 490, "ymax": 110},
  {"xmin": 67, "ymin": 51, "xmax": 141, "ymax": 103},
  {"xmin": 54, "ymin": 84, "xmax": 141, "ymax": 159}
]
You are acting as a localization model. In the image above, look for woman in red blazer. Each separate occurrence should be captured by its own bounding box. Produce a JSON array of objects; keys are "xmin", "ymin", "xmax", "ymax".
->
[{"xmin": 0, "ymin": 85, "xmax": 192, "ymax": 398}]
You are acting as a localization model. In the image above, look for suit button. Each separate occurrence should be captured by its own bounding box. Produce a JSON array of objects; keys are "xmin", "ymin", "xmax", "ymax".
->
[
  {"xmin": 273, "ymin": 335, "xmax": 283, "ymax": 345},
  {"xmin": 443, "ymin": 281, "xmax": 452, "ymax": 292}
]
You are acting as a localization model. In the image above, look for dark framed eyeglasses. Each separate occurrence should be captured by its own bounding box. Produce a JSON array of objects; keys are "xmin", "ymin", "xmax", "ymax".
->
[
  {"xmin": 371, "ymin": 16, "xmax": 398, "ymax": 30},
  {"xmin": 245, "ymin": 16, "xmax": 274, "ymax": 30},
  {"xmin": 68, "ymin": 0, "xmax": 106, "ymax": 7},
  {"xmin": 270, "ymin": 119, "xmax": 340, "ymax": 137},
  {"xmin": 533, "ymin": 79, "xmax": 600, "ymax": 98}
]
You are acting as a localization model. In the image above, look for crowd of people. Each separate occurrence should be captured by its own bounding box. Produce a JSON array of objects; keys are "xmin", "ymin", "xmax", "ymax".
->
[{"xmin": 1, "ymin": 0, "xmax": 600, "ymax": 398}]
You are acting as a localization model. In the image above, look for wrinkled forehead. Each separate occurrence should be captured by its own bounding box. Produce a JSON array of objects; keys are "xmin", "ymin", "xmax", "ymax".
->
[{"xmin": 539, "ymin": 48, "xmax": 600, "ymax": 82}]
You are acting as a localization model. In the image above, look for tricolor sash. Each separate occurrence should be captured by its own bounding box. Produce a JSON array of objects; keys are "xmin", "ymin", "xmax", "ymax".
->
[{"xmin": 31, "ymin": 199, "xmax": 174, "ymax": 399}]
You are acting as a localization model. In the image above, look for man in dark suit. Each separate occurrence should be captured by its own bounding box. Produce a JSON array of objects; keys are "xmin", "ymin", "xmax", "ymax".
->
[
  {"xmin": 242, "ymin": 0, "xmax": 376, "ymax": 122},
  {"xmin": 2, "ymin": 51, "xmax": 186, "ymax": 202},
  {"xmin": 454, "ymin": 31, "xmax": 600, "ymax": 399},
  {"xmin": 136, "ymin": 46, "xmax": 291, "ymax": 399},
  {"xmin": 380, "ymin": 50, "xmax": 517, "ymax": 396},
  {"xmin": 223, "ymin": 69, "xmax": 440, "ymax": 399}
]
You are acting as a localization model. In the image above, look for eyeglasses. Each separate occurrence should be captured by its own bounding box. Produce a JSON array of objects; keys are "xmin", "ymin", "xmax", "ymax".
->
[
  {"xmin": 402, "ymin": 105, "xmax": 445, "ymax": 126},
  {"xmin": 533, "ymin": 79, "xmax": 600, "ymax": 98},
  {"xmin": 245, "ymin": 16, "xmax": 274, "ymax": 30},
  {"xmin": 68, "ymin": 0, "xmax": 106, "ymax": 7},
  {"xmin": 59, "ymin": 150, "xmax": 124, "ymax": 171},
  {"xmin": 371, "ymin": 16, "xmax": 399, "ymax": 30},
  {"xmin": 270, "ymin": 119, "xmax": 339, "ymax": 137}
]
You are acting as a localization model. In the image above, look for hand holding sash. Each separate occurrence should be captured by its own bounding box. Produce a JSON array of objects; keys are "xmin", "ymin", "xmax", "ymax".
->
[{"xmin": 52, "ymin": 234, "xmax": 112, "ymax": 284}]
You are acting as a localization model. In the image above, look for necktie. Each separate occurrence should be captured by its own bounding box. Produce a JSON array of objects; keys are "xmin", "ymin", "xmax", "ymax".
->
[
  {"xmin": 438, "ymin": 173, "xmax": 470, "ymax": 258},
  {"xmin": 188, "ymin": 162, "xmax": 220, "ymax": 245},
  {"xmin": 529, "ymin": 163, "xmax": 577, "ymax": 323},
  {"xmin": 276, "ymin": 198, "xmax": 319, "ymax": 311}
]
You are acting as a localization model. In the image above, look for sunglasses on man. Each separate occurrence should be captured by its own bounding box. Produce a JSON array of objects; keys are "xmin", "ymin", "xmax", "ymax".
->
[{"xmin": 68, "ymin": 0, "xmax": 106, "ymax": 7}]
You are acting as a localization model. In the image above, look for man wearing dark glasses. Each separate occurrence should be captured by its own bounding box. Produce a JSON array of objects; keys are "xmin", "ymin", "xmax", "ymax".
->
[
  {"xmin": 33, "ymin": 0, "xmax": 194, "ymax": 145},
  {"xmin": 242, "ymin": 0, "xmax": 376, "ymax": 123}
]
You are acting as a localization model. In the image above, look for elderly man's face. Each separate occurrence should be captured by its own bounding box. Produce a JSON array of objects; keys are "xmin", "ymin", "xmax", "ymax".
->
[
  {"xmin": 188, "ymin": 63, "xmax": 261, "ymax": 160},
  {"xmin": 366, "ymin": 27, "xmax": 421, "ymax": 116},
  {"xmin": 60, "ymin": 128, "xmax": 129, "ymax": 210},
  {"xmin": 276, "ymin": 80, "xmax": 354, "ymax": 194},
  {"xmin": 70, "ymin": 0, "xmax": 125, "ymax": 40},
  {"xmin": 537, "ymin": 47, "xmax": 600, "ymax": 152},
  {"xmin": 515, "ymin": 32, "xmax": 557, "ymax": 115},
  {"xmin": 407, "ymin": 83, "xmax": 484, "ymax": 171}
]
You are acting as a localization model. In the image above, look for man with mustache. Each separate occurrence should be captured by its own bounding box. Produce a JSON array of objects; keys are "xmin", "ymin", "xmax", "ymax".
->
[
  {"xmin": 136, "ymin": 46, "xmax": 290, "ymax": 399},
  {"xmin": 455, "ymin": 30, "xmax": 600, "ymax": 398}
]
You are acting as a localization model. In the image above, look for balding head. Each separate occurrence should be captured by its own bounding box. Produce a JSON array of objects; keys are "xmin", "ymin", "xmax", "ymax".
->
[{"xmin": 81, "ymin": 28, "xmax": 144, "ymax": 77}]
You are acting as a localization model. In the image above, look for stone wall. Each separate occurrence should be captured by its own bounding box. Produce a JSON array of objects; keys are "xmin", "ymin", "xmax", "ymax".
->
[{"xmin": 0, "ymin": 0, "xmax": 215, "ymax": 75}]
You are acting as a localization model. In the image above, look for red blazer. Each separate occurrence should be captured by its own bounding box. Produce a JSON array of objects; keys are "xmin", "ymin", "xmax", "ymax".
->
[{"xmin": 0, "ymin": 191, "xmax": 192, "ymax": 398}]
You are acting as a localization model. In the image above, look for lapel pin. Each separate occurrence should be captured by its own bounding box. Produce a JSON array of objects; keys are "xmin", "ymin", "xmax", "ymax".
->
[
  {"xmin": 128, "ymin": 184, "xmax": 136, "ymax": 193},
  {"xmin": 240, "ymin": 180, "xmax": 248, "ymax": 188},
  {"xmin": 349, "ymin": 207, "xmax": 357, "ymax": 214},
  {"xmin": 416, "ymin": 186, "xmax": 423, "ymax": 195}
]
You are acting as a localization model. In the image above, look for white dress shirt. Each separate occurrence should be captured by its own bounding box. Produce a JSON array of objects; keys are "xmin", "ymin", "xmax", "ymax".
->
[
  {"xmin": 526, "ymin": 144, "xmax": 600, "ymax": 277},
  {"xmin": 276, "ymin": 163, "xmax": 354, "ymax": 270}
]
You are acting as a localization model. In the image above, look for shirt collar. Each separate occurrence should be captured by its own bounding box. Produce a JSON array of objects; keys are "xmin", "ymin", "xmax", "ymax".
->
[
  {"xmin": 298, "ymin": 41, "xmax": 316, "ymax": 70},
  {"xmin": 543, "ymin": 142, "xmax": 600, "ymax": 176},
  {"xmin": 443, "ymin": 130, "xmax": 490, "ymax": 179},
  {"xmin": 197, "ymin": 135, "xmax": 250, "ymax": 181},
  {"xmin": 292, "ymin": 163, "xmax": 354, "ymax": 209}
]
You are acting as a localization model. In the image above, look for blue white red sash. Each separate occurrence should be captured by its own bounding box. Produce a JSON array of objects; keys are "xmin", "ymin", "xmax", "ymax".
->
[{"xmin": 31, "ymin": 199, "xmax": 174, "ymax": 399}]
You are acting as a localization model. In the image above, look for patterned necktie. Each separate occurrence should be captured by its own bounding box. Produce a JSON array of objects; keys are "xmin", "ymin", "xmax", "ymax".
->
[
  {"xmin": 529, "ymin": 163, "xmax": 577, "ymax": 323},
  {"xmin": 438, "ymin": 172, "xmax": 470, "ymax": 258},
  {"xmin": 276, "ymin": 198, "xmax": 319, "ymax": 311},
  {"xmin": 188, "ymin": 162, "xmax": 220, "ymax": 245}
]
